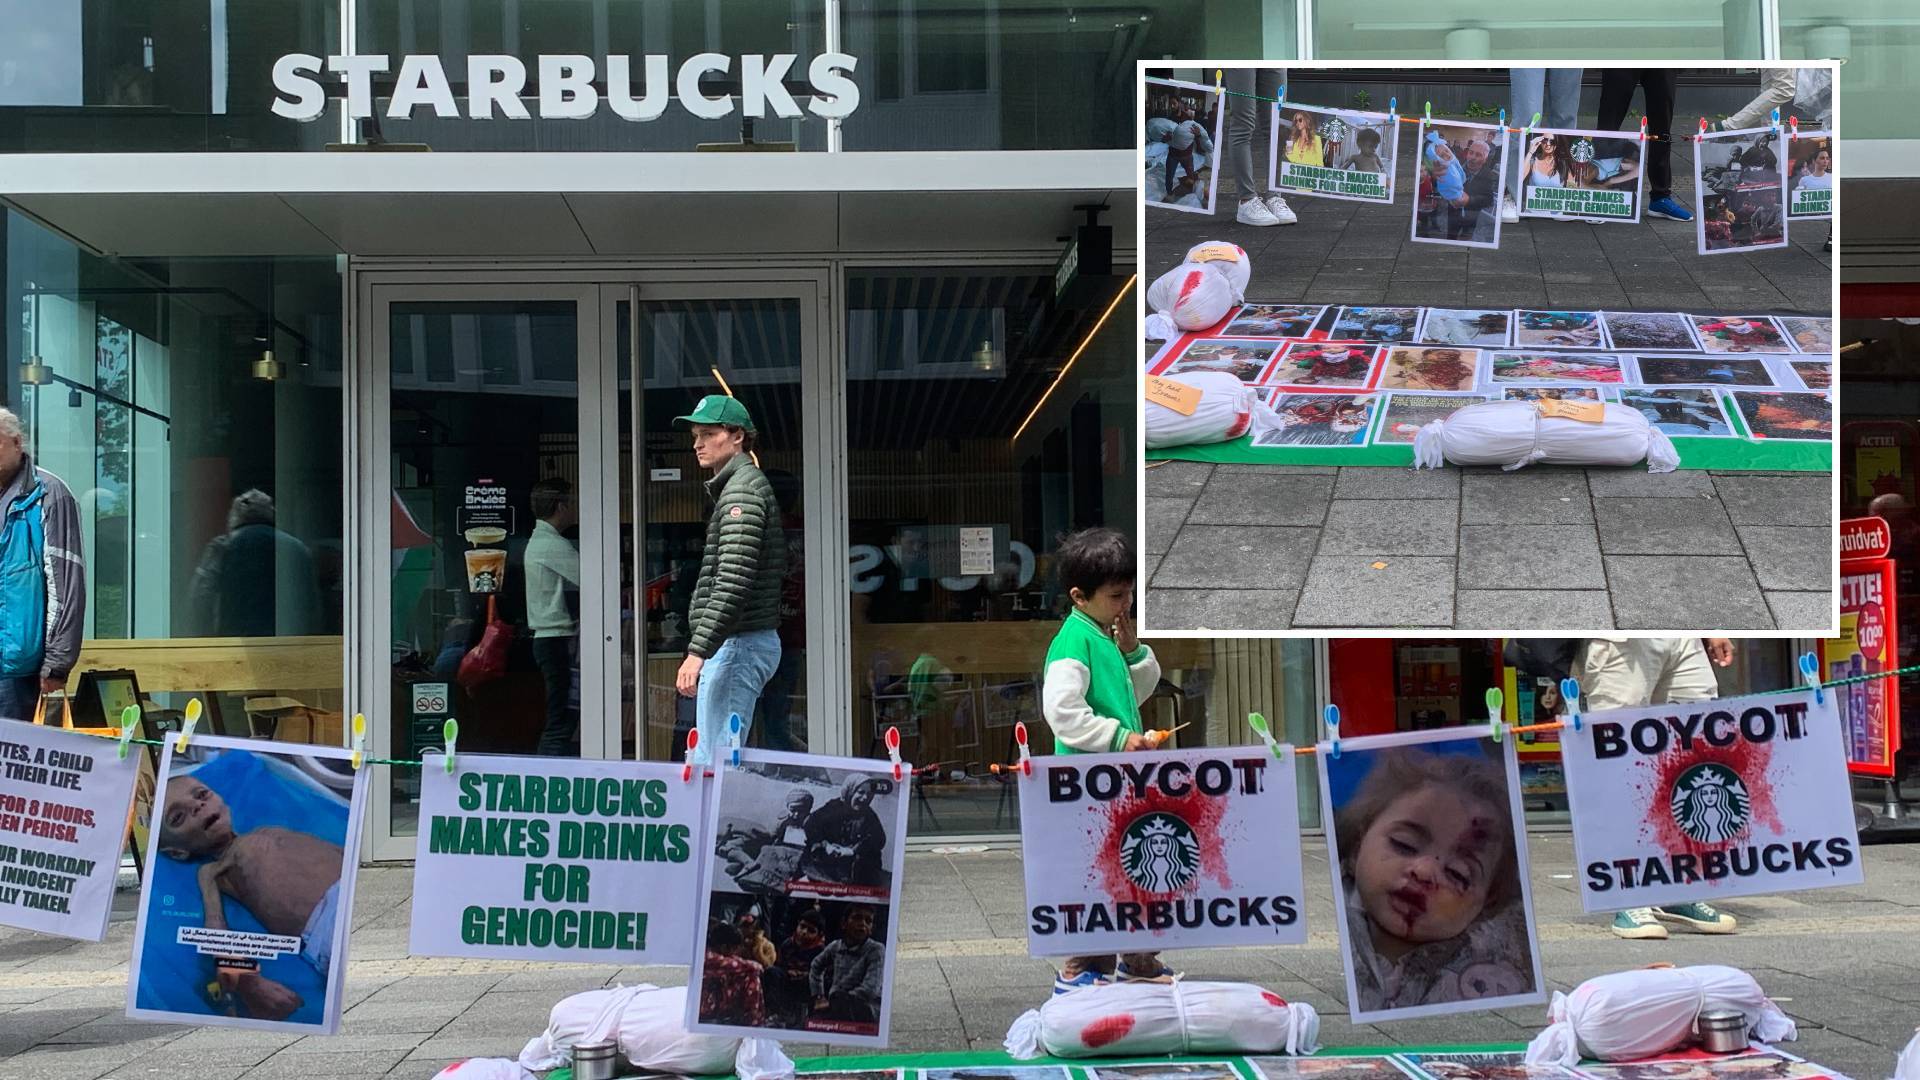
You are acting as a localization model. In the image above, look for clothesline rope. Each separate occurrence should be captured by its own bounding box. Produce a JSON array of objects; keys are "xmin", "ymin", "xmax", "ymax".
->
[{"xmin": 1201, "ymin": 85, "xmax": 1713, "ymax": 140}]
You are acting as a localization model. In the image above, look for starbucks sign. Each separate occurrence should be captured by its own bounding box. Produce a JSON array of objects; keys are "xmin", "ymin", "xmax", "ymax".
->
[
  {"xmin": 1120, "ymin": 812, "xmax": 1201, "ymax": 892},
  {"xmin": 1668, "ymin": 762, "xmax": 1751, "ymax": 845}
]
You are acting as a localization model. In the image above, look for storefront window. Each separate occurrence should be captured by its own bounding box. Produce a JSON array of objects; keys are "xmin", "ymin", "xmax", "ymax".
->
[
  {"xmin": 0, "ymin": 0, "xmax": 341, "ymax": 152},
  {"xmin": 1781, "ymin": 1, "xmax": 1917, "ymax": 139},
  {"xmin": 1312, "ymin": 0, "xmax": 1765, "ymax": 59},
  {"xmin": 357, "ymin": 0, "xmax": 827, "ymax": 151},
  {"xmin": 2, "ymin": 211, "xmax": 344, "ymax": 742}
]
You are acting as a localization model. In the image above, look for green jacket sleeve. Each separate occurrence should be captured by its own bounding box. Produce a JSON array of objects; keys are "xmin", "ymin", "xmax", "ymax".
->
[{"xmin": 687, "ymin": 485, "xmax": 771, "ymax": 659}]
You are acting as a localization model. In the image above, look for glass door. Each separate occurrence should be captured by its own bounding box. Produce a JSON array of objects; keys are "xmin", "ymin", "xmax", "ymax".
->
[
  {"xmin": 610, "ymin": 280, "xmax": 825, "ymax": 764},
  {"xmin": 363, "ymin": 283, "xmax": 611, "ymax": 859}
]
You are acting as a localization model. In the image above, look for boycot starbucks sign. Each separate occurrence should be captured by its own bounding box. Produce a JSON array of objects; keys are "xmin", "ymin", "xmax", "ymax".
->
[{"xmin": 272, "ymin": 52, "xmax": 861, "ymax": 122}]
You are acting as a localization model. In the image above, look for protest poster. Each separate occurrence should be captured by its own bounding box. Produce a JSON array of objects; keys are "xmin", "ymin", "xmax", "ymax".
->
[
  {"xmin": 1489, "ymin": 353, "xmax": 1625, "ymax": 384},
  {"xmin": 1730, "ymin": 390, "xmax": 1831, "ymax": 441},
  {"xmin": 1690, "ymin": 315, "xmax": 1793, "ymax": 354},
  {"xmin": 1221, "ymin": 304, "xmax": 1326, "ymax": 339},
  {"xmin": 1512, "ymin": 310, "xmax": 1607, "ymax": 350},
  {"xmin": 128, "ymin": 734, "xmax": 369, "ymax": 1033},
  {"xmin": 1635, "ymin": 356, "xmax": 1775, "ymax": 387},
  {"xmin": 687, "ymin": 749, "xmax": 909, "ymax": 1047},
  {"xmin": 1411, "ymin": 119, "xmax": 1508, "ymax": 249},
  {"xmin": 1253, "ymin": 395, "xmax": 1377, "ymax": 447},
  {"xmin": 0, "ymin": 719, "xmax": 141, "ymax": 941},
  {"xmin": 1696, "ymin": 126, "xmax": 1789, "ymax": 255},
  {"xmin": 1269, "ymin": 102, "xmax": 1397, "ymax": 204},
  {"xmin": 1270, "ymin": 342, "xmax": 1380, "ymax": 389},
  {"xmin": 1516, "ymin": 129, "xmax": 1645, "ymax": 223},
  {"xmin": 1382, "ymin": 347, "xmax": 1481, "ymax": 392},
  {"xmin": 1163, "ymin": 340, "xmax": 1283, "ymax": 384},
  {"xmin": 1418, "ymin": 309, "xmax": 1510, "ymax": 347},
  {"xmin": 1377, "ymin": 393, "xmax": 1490, "ymax": 444},
  {"xmin": 1399, "ymin": 1053, "xmax": 1587, "ymax": 1080},
  {"xmin": 1779, "ymin": 316, "xmax": 1834, "ymax": 355},
  {"xmin": 1613, "ymin": 389, "xmax": 1736, "ymax": 437},
  {"xmin": 1320, "ymin": 728, "xmax": 1544, "ymax": 1023},
  {"xmin": 1601, "ymin": 312, "xmax": 1702, "ymax": 352},
  {"xmin": 1562, "ymin": 689, "xmax": 1864, "ymax": 913},
  {"xmin": 1786, "ymin": 133, "xmax": 1833, "ymax": 219},
  {"xmin": 409, "ymin": 753, "xmax": 706, "ymax": 964},
  {"xmin": 1251, "ymin": 1057, "xmax": 1418, "ymax": 1080},
  {"xmin": 1017, "ymin": 746, "xmax": 1305, "ymax": 957},
  {"xmin": 1145, "ymin": 78, "xmax": 1226, "ymax": 215}
]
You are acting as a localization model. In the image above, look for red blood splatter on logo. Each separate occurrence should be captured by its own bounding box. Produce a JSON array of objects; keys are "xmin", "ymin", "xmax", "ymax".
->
[
  {"xmin": 1082, "ymin": 1013, "xmax": 1135, "ymax": 1048},
  {"xmin": 1262, "ymin": 991, "xmax": 1288, "ymax": 1008},
  {"xmin": 1632, "ymin": 711, "xmax": 1785, "ymax": 860},
  {"xmin": 1088, "ymin": 771, "xmax": 1234, "ymax": 905}
]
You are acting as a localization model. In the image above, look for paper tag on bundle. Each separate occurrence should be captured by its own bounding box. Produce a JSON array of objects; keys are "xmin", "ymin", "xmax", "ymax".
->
[
  {"xmin": 1146, "ymin": 377, "xmax": 1203, "ymax": 416},
  {"xmin": 1188, "ymin": 243, "xmax": 1243, "ymax": 264},
  {"xmin": 1537, "ymin": 399, "xmax": 1604, "ymax": 423}
]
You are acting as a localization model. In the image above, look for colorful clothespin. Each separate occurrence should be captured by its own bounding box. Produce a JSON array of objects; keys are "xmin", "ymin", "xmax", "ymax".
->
[
  {"xmin": 682, "ymin": 728, "xmax": 700, "ymax": 782},
  {"xmin": 727, "ymin": 714, "xmax": 744, "ymax": 767},
  {"xmin": 1325, "ymin": 704, "xmax": 1341, "ymax": 759},
  {"xmin": 1276, "ymin": 84, "xmax": 1287, "ymax": 107},
  {"xmin": 1487, "ymin": 688, "xmax": 1505, "ymax": 742},
  {"xmin": 1247, "ymin": 712, "xmax": 1284, "ymax": 759},
  {"xmin": 885, "ymin": 726, "xmax": 904, "ymax": 782},
  {"xmin": 1560, "ymin": 678, "xmax": 1583, "ymax": 733},
  {"xmin": 1215, "ymin": 69, "xmax": 1224, "ymax": 94},
  {"xmin": 1799, "ymin": 652, "xmax": 1824, "ymax": 706},
  {"xmin": 1013, "ymin": 721, "xmax": 1034, "ymax": 777},
  {"xmin": 117, "ymin": 705, "xmax": 140, "ymax": 760},
  {"xmin": 1771, "ymin": 107, "xmax": 1781, "ymax": 129},
  {"xmin": 1498, "ymin": 107, "xmax": 1506, "ymax": 131},
  {"xmin": 1389, "ymin": 97, "xmax": 1397, "ymax": 117},
  {"xmin": 1697, "ymin": 116, "xmax": 1707, "ymax": 143},
  {"xmin": 1639, "ymin": 116, "xmax": 1648, "ymax": 141},
  {"xmin": 175, "ymin": 698, "xmax": 202, "ymax": 753},
  {"xmin": 1789, "ymin": 116, "xmax": 1800, "ymax": 141},
  {"xmin": 1424, "ymin": 101, "xmax": 1432, "ymax": 122},
  {"xmin": 350, "ymin": 713, "xmax": 367, "ymax": 770},
  {"xmin": 443, "ymin": 719, "xmax": 459, "ymax": 774},
  {"xmin": 1531, "ymin": 111, "xmax": 1541, "ymax": 129}
]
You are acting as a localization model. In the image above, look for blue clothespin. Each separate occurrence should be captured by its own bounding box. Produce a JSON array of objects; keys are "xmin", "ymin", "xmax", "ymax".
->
[
  {"xmin": 1499, "ymin": 107, "xmax": 1506, "ymax": 131},
  {"xmin": 1799, "ymin": 652, "xmax": 1823, "ymax": 706},
  {"xmin": 442, "ymin": 718, "xmax": 459, "ymax": 775},
  {"xmin": 1325, "ymin": 704, "xmax": 1341, "ymax": 759},
  {"xmin": 1487, "ymin": 688, "xmax": 1505, "ymax": 743},
  {"xmin": 728, "ymin": 713, "xmax": 744, "ymax": 767},
  {"xmin": 1276, "ymin": 84, "xmax": 1286, "ymax": 107},
  {"xmin": 1771, "ymin": 107, "xmax": 1781, "ymax": 129},
  {"xmin": 1389, "ymin": 97, "xmax": 1397, "ymax": 117},
  {"xmin": 1560, "ymin": 678, "xmax": 1583, "ymax": 733}
]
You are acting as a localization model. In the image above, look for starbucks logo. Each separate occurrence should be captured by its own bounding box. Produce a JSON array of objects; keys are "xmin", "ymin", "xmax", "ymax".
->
[
  {"xmin": 1668, "ymin": 762, "xmax": 1752, "ymax": 844},
  {"xmin": 1118, "ymin": 812, "xmax": 1201, "ymax": 893}
]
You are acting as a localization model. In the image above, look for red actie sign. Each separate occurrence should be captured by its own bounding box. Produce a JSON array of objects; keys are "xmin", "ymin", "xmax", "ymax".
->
[{"xmin": 1841, "ymin": 516, "xmax": 1892, "ymax": 562}]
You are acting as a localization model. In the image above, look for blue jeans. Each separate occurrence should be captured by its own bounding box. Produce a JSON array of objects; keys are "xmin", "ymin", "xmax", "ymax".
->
[
  {"xmin": 694, "ymin": 629, "xmax": 782, "ymax": 764},
  {"xmin": 1508, "ymin": 68, "xmax": 1583, "ymax": 193},
  {"xmin": 0, "ymin": 675, "xmax": 39, "ymax": 722}
]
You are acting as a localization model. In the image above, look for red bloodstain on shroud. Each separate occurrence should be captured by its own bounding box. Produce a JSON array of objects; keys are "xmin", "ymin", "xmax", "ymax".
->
[
  {"xmin": 1261, "ymin": 991, "xmax": 1289, "ymax": 1007},
  {"xmin": 1081, "ymin": 1012, "xmax": 1136, "ymax": 1048},
  {"xmin": 1633, "ymin": 723, "xmax": 1786, "ymax": 859},
  {"xmin": 1088, "ymin": 776, "xmax": 1236, "ymax": 905}
]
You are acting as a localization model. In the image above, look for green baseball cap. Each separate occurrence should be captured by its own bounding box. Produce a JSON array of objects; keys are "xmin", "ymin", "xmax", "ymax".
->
[{"xmin": 673, "ymin": 394, "xmax": 755, "ymax": 432}]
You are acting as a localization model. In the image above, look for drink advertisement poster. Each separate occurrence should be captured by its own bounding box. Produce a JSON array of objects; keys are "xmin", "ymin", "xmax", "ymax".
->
[{"xmin": 1821, "ymin": 518, "xmax": 1901, "ymax": 778}]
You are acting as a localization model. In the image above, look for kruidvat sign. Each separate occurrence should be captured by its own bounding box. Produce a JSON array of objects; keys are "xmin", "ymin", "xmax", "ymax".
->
[{"xmin": 272, "ymin": 53, "xmax": 861, "ymax": 122}]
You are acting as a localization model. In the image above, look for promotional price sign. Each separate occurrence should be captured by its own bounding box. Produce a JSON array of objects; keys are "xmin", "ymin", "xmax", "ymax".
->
[
  {"xmin": 1823, "ymin": 517, "xmax": 1902, "ymax": 778},
  {"xmin": 1018, "ymin": 747, "xmax": 1306, "ymax": 956},
  {"xmin": 410, "ymin": 754, "xmax": 705, "ymax": 964},
  {"xmin": 1563, "ymin": 690, "xmax": 1865, "ymax": 912}
]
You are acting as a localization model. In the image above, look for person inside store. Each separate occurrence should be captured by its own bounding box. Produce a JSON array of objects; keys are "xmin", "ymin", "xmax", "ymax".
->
[
  {"xmin": 1507, "ymin": 638, "xmax": 1741, "ymax": 940},
  {"xmin": 188, "ymin": 489, "xmax": 323, "ymax": 638},
  {"xmin": 675, "ymin": 395, "xmax": 787, "ymax": 764},
  {"xmin": 525, "ymin": 477, "xmax": 582, "ymax": 756},
  {"xmin": 0, "ymin": 407, "xmax": 85, "ymax": 723}
]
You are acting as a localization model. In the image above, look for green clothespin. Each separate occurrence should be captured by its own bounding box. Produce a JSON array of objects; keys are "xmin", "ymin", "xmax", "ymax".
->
[
  {"xmin": 442, "ymin": 718, "xmax": 459, "ymax": 774},
  {"xmin": 1424, "ymin": 101, "xmax": 1432, "ymax": 122},
  {"xmin": 117, "ymin": 705, "xmax": 140, "ymax": 760},
  {"xmin": 1247, "ymin": 712, "xmax": 1284, "ymax": 759},
  {"xmin": 1486, "ymin": 687, "xmax": 1505, "ymax": 742}
]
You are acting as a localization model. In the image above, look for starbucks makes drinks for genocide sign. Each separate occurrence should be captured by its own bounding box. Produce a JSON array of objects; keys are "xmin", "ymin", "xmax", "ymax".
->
[
  {"xmin": 1562, "ymin": 689, "xmax": 1863, "ymax": 912},
  {"xmin": 1018, "ymin": 747, "xmax": 1306, "ymax": 956},
  {"xmin": 409, "ymin": 754, "xmax": 705, "ymax": 964}
]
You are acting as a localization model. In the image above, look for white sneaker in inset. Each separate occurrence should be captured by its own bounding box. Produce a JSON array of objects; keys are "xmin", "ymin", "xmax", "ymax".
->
[
  {"xmin": 1501, "ymin": 194, "xmax": 1520, "ymax": 224},
  {"xmin": 1236, "ymin": 197, "xmax": 1282, "ymax": 227},
  {"xmin": 1263, "ymin": 195, "xmax": 1299, "ymax": 225}
]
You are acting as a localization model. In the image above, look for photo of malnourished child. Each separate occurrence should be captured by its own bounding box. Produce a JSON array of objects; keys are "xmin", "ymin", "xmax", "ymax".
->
[
  {"xmin": 1600, "ymin": 312, "xmax": 1700, "ymax": 352},
  {"xmin": 1634, "ymin": 356, "xmax": 1775, "ymax": 387},
  {"xmin": 1165, "ymin": 340, "xmax": 1284, "ymax": 383},
  {"xmin": 1615, "ymin": 389, "xmax": 1735, "ymax": 436},
  {"xmin": 1222, "ymin": 304, "xmax": 1326, "ymax": 338},
  {"xmin": 1777, "ymin": 316, "xmax": 1834, "ymax": 354},
  {"xmin": 128, "ymin": 736, "xmax": 368, "ymax": 1033},
  {"xmin": 1511, "ymin": 310, "xmax": 1606, "ymax": 349},
  {"xmin": 1732, "ymin": 391, "xmax": 1832, "ymax": 441},
  {"xmin": 1382, "ymin": 347, "xmax": 1482, "ymax": 391},
  {"xmin": 1319, "ymin": 728, "xmax": 1543, "ymax": 1023},
  {"xmin": 1254, "ymin": 394, "xmax": 1377, "ymax": 447},
  {"xmin": 1489, "ymin": 352, "xmax": 1625, "ymax": 384},
  {"xmin": 1418, "ymin": 309, "xmax": 1511, "ymax": 347},
  {"xmin": 1271, "ymin": 342, "xmax": 1380, "ymax": 388},
  {"xmin": 1502, "ymin": 386, "xmax": 1601, "ymax": 403},
  {"xmin": 1789, "ymin": 361, "xmax": 1831, "ymax": 391},
  {"xmin": 1270, "ymin": 102, "xmax": 1398, "ymax": 204},
  {"xmin": 1378, "ymin": 394, "xmax": 1490, "ymax": 443},
  {"xmin": 1689, "ymin": 315, "xmax": 1793, "ymax": 353},
  {"xmin": 1332, "ymin": 306, "xmax": 1423, "ymax": 343}
]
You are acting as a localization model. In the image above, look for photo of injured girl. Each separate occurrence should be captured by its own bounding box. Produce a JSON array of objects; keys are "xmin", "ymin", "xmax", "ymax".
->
[
  {"xmin": 128, "ymin": 736, "xmax": 368, "ymax": 1033},
  {"xmin": 1271, "ymin": 342, "xmax": 1380, "ymax": 388},
  {"xmin": 1320, "ymin": 729, "xmax": 1543, "ymax": 1023}
]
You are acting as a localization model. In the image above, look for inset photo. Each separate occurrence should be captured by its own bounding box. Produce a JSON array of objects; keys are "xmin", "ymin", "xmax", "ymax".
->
[
  {"xmin": 1221, "ymin": 303, "xmax": 1327, "ymax": 338},
  {"xmin": 1144, "ymin": 78, "xmax": 1225, "ymax": 214}
]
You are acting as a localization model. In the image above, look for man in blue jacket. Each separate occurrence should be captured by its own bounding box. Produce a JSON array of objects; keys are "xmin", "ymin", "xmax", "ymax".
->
[{"xmin": 0, "ymin": 407, "xmax": 86, "ymax": 721}]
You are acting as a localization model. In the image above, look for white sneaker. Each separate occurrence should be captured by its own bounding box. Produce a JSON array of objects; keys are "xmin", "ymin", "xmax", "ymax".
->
[
  {"xmin": 1500, "ymin": 194, "xmax": 1520, "ymax": 224},
  {"xmin": 1263, "ymin": 195, "xmax": 1299, "ymax": 225},
  {"xmin": 1236, "ymin": 197, "xmax": 1282, "ymax": 227}
]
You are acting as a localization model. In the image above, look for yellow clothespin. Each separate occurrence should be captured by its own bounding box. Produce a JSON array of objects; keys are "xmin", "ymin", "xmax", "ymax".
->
[
  {"xmin": 175, "ymin": 699, "xmax": 202, "ymax": 753},
  {"xmin": 350, "ymin": 713, "xmax": 367, "ymax": 769}
]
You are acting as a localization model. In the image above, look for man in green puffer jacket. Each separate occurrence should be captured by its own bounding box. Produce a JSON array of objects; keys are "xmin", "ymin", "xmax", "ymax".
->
[{"xmin": 673, "ymin": 395, "xmax": 787, "ymax": 764}]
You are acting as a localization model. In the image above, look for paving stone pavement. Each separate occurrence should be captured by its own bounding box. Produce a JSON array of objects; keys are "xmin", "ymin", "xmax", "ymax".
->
[
  {"xmin": 1145, "ymin": 462, "xmax": 1833, "ymax": 631},
  {"xmin": 3, "ymin": 838, "xmax": 1917, "ymax": 1079},
  {"xmin": 1143, "ymin": 104, "xmax": 1833, "ymax": 632}
]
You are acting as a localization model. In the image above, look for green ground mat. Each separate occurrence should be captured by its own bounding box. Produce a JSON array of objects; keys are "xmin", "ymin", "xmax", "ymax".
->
[{"xmin": 1150, "ymin": 434, "xmax": 1831, "ymax": 471}]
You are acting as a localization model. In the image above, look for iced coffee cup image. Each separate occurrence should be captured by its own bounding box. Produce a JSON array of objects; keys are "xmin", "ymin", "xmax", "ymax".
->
[{"xmin": 464, "ymin": 547, "xmax": 506, "ymax": 593}]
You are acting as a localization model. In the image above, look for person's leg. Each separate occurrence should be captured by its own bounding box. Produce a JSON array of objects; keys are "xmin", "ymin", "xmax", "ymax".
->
[
  {"xmin": 754, "ymin": 647, "xmax": 803, "ymax": 752},
  {"xmin": 0, "ymin": 675, "xmax": 39, "ymax": 722},
  {"xmin": 1543, "ymin": 68, "xmax": 1583, "ymax": 130},
  {"xmin": 1642, "ymin": 69, "xmax": 1678, "ymax": 201},
  {"xmin": 533, "ymin": 638, "xmax": 576, "ymax": 756},
  {"xmin": 1576, "ymin": 639, "xmax": 1660, "ymax": 712},
  {"xmin": 1060, "ymin": 954, "xmax": 1117, "ymax": 979},
  {"xmin": 1724, "ymin": 68, "xmax": 1796, "ymax": 131},
  {"xmin": 1595, "ymin": 68, "xmax": 1637, "ymax": 133},
  {"xmin": 1654, "ymin": 638, "xmax": 1719, "ymax": 706},
  {"xmin": 1225, "ymin": 68, "xmax": 1258, "ymax": 203},
  {"xmin": 699, "ymin": 630, "xmax": 783, "ymax": 753},
  {"xmin": 1507, "ymin": 68, "xmax": 1547, "ymax": 197}
]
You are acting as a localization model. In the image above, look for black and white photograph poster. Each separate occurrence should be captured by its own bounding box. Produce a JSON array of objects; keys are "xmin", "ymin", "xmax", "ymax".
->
[
  {"xmin": 1696, "ymin": 126, "xmax": 1789, "ymax": 255},
  {"xmin": 687, "ymin": 749, "xmax": 910, "ymax": 1047}
]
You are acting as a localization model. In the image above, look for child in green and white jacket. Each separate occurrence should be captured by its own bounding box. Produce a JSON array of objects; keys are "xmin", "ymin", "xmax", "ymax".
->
[{"xmin": 1041, "ymin": 528, "xmax": 1173, "ymax": 994}]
